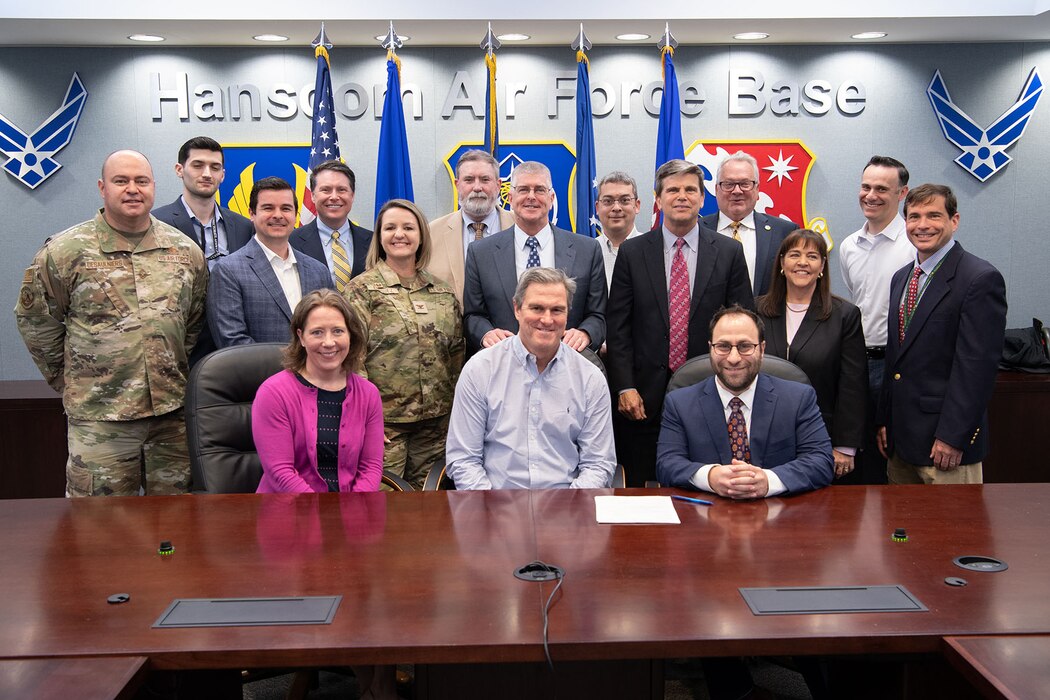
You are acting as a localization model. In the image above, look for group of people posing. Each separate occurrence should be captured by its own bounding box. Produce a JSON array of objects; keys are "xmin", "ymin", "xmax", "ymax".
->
[{"xmin": 15, "ymin": 138, "xmax": 1008, "ymax": 505}]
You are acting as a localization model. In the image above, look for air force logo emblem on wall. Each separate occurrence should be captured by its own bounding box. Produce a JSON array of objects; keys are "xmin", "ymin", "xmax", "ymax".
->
[
  {"xmin": 927, "ymin": 67, "xmax": 1042, "ymax": 182},
  {"xmin": 0, "ymin": 73, "xmax": 88, "ymax": 189}
]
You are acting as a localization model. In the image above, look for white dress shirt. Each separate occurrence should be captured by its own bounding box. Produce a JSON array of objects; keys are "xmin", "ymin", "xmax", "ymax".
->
[
  {"xmin": 513, "ymin": 224, "xmax": 555, "ymax": 278},
  {"xmin": 688, "ymin": 377, "xmax": 788, "ymax": 497},
  {"xmin": 601, "ymin": 228, "xmax": 644, "ymax": 290},
  {"xmin": 838, "ymin": 214, "xmax": 914, "ymax": 347},
  {"xmin": 255, "ymin": 235, "xmax": 302, "ymax": 311},
  {"xmin": 716, "ymin": 212, "xmax": 757, "ymax": 290}
]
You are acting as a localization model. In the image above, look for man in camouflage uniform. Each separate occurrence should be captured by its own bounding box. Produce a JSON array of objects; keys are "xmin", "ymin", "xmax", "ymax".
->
[{"xmin": 15, "ymin": 150, "xmax": 208, "ymax": 497}]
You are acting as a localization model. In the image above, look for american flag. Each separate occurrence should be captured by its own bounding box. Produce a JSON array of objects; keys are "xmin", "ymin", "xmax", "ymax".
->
[{"xmin": 300, "ymin": 27, "xmax": 341, "ymax": 225}]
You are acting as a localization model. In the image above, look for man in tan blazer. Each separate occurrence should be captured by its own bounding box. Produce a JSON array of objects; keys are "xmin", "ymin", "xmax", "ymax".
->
[{"xmin": 429, "ymin": 150, "xmax": 515, "ymax": 302}]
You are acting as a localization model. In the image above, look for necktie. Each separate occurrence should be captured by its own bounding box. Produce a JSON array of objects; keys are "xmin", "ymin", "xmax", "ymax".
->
[
  {"xmin": 727, "ymin": 397, "xmax": 751, "ymax": 463},
  {"xmin": 470, "ymin": 221, "xmax": 487, "ymax": 242},
  {"xmin": 898, "ymin": 266, "xmax": 922, "ymax": 343},
  {"xmin": 525, "ymin": 236, "xmax": 541, "ymax": 269},
  {"xmin": 668, "ymin": 238, "xmax": 689, "ymax": 372},
  {"xmin": 730, "ymin": 221, "xmax": 742, "ymax": 242},
  {"xmin": 331, "ymin": 231, "xmax": 352, "ymax": 293}
]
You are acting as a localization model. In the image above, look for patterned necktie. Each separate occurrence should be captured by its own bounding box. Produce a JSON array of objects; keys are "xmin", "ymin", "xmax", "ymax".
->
[
  {"xmin": 730, "ymin": 221, "xmax": 742, "ymax": 242},
  {"xmin": 668, "ymin": 238, "xmax": 689, "ymax": 372},
  {"xmin": 727, "ymin": 397, "xmax": 751, "ymax": 463},
  {"xmin": 330, "ymin": 231, "xmax": 352, "ymax": 293},
  {"xmin": 525, "ymin": 236, "xmax": 541, "ymax": 269},
  {"xmin": 470, "ymin": 221, "xmax": 487, "ymax": 242},
  {"xmin": 898, "ymin": 266, "xmax": 922, "ymax": 343}
]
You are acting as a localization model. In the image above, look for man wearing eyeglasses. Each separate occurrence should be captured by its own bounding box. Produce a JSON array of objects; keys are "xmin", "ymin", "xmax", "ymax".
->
[
  {"xmin": 702, "ymin": 151, "xmax": 796, "ymax": 297},
  {"xmin": 463, "ymin": 160, "xmax": 606, "ymax": 355},
  {"xmin": 656, "ymin": 305, "xmax": 833, "ymax": 497},
  {"xmin": 595, "ymin": 171, "xmax": 644, "ymax": 290}
]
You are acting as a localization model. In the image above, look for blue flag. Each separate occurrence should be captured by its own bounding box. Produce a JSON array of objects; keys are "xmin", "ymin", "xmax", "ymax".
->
[
  {"xmin": 483, "ymin": 52, "xmax": 499, "ymax": 162},
  {"xmin": 375, "ymin": 57, "xmax": 414, "ymax": 210},
  {"xmin": 655, "ymin": 47, "xmax": 685, "ymax": 170},
  {"xmin": 300, "ymin": 45, "xmax": 341, "ymax": 224},
  {"xmin": 574, "ymin": 52, "xmax": 598, "ymax": 238}
]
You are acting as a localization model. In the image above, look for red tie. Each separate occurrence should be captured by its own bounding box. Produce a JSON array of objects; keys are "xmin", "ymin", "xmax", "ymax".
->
[
  {"xmin": 899, "ymin": 266, "xmax": 922, "ymax": 343},
  {"xmin": 668, "ymin": 238, "xmax": 689, "ymax": 371},
  {"xmin": 727, "ymin": 397, "xmax": 751, "ymax": 462}
]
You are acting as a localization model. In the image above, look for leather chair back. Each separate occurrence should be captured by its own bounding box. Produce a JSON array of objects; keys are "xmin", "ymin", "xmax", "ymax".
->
[{"xmin": 666, "ymin": 354, "xmax": 811, "ymax": 394}]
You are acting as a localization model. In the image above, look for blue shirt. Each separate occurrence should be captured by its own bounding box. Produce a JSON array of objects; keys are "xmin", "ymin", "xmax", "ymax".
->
[
  {"xmin": 180, "ymin": 196, "xmax": 230, "ymax": 269},
  {"xmin": 445, "ymin": 336, "xmax": 615, "ymax": 490},
  {"xmin": 316, "ymin": 218, "xmax": 353, "ymax": 276}
]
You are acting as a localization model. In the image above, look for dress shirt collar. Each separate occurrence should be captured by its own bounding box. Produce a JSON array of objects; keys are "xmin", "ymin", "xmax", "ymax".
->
[
  {"xmin": 316, "ymin": 217, "xmax": 351, "ymax": 245},
  {"xmin": 509, "ymin": 334, "xmax": 565, "ymax": 375},
  {"xmin": 255, "ymin": 235, "xmax": 298, "ymax": 265},
  {"xmin": 914, "ymin": 237, "xmax": 955, "ymax": 275},
  {"xmin": 661, "ymin": 224, "xmax": 700, "ymax": 253},
  {"xmin": 715, "ymin": 374, "xmax": 759, "ymax": 411},
  {"xmin": 602, "ymin": 228, "xmax": 643, "ymax": 252},
  {"xmin": 862, "ymin": 213, "xmax": 907, "ymax": 242},
  {"xmin": 716, "ymin": 211, "xmax": 756, "ymax": 231},
  {"xmin": 179, "ymin": 195, "xmax": 223, "ymax": 226},
  {"xmin": 463, "ymin": 208, "xmax": 502, "ymax": 237},
  {"xmin": 514, "ymin": 223, "xmax": 553, "ymax": 252}
]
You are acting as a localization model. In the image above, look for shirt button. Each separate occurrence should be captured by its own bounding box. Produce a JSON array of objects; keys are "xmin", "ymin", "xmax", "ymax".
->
[{"xmin": 894, "ymin": 373, "xmax": 901, "ymax": 380}]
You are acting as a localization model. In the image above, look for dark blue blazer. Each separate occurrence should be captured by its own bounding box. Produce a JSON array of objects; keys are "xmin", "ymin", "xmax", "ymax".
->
[
  {"xmin": 877, "ymin": 242, "xmax": 1007, "ymax": 465},
  {"xmin": 657, "ymin": 373, "xmax": 833, "ymax": 494},
  {"xmin": 207, "ymin": 238, "xmax": 334, "ymax": 347},
  {"xmin": 151, "ymin": 197, "xmax": 255, "ymax": 364},
  {"xmin": 462, "ymin": 226, "xmax": 607, "ymax": 352},
  {"xmin": 702, "ymin": 211, "xmax": 797, "ymax": 297},
  {"xmin": 289, "ymin": 220, "xmax": 373, "ymax": 281}
]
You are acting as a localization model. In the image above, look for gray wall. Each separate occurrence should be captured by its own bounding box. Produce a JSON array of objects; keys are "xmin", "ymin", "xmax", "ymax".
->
[{"xmin": 2, "ymin": 42, "xmax": 1047, "ymax": 379}]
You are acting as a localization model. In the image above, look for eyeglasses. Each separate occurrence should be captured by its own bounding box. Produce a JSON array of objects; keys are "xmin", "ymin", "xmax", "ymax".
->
[
  {"xmin": 514, "ymin": 185, "xmax": 549, "ymax": 196},
  {"xmin": 598, "ymin": 196, "xmax": 637, "ymax": 207},
  {"xmin": 716, "ymin": 180, "xmax": 757, "ymax": 193},
  {"xmin": 709, "ymin": 341, "xmax": 759, "ymax": 356}
]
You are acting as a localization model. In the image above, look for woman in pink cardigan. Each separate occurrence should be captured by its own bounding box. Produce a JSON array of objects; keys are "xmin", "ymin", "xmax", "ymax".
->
[{"xmin": 253, "ymin": 289, "xmax": 384, "ymax": 494}]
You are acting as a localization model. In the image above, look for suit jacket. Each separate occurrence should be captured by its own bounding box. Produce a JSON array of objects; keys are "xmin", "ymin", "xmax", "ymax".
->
[
  {"xmin": 656, "ymin": 373, "xmax": 834, "ymax": 494},
  {"xmin": 428, "ymin": 208, "xmax": 516, "ymax": 303},
  {"xmin": 289, "ymin": 219, "xmax": 373, "ymax": 281},
  {"xmin": 207, "ymin": 238, "xmax": 335, "ymax": 347},
  {"xmin": 877, "ymin": 242, "xmax": 1007, "ymax": 465},
  {"xmin": 606, "ymin": 226, "xmax": 755, "ymax": 422},
  {"xmin": 151, "ymin": 197, "xmax": 255, "ymax": 364},
  {"xmin": 702, "ymin": 211, "xmax": 796, "ymax": 297},
  {"xmin": 760, "ymin": 296, "xmax": 867, "ymax": 449},
  {"xmin": 462, "ymin": 226, "xmax": 607, "ymax": 352}
]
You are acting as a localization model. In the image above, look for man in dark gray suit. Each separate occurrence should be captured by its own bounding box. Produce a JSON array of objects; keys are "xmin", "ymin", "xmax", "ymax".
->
[
  {"xmin": 463, "ymin": 161, "xmax": 606, "ymax": 354},
  {"xmin": 207, "ymin": 177, "xmax": 333, "ymax": 347},
  {"xmin": 289, "ymin": 160, "xmax": 372, "ymax": 292},
  {"xmin": 701, "ymin": 151, "xmax": 797, "ymax": 297},
  {"xmin": 152, "ymin": 136, "xmax": 255, "ymax": 364}
]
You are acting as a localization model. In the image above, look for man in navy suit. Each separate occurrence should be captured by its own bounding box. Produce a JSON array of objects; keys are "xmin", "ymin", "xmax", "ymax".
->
[
  {"xmin": 289, "ymin": 160, "xmax": 371, "ymax": 292},
  {"xmin": 877, "ymin": 184, "xmax": 1007, "ymax": 484},
  {"xmin": 657, "ymin": 305, "xmax": 833, "ymax": 497},
  {"xmin": 207, "ymin": 177, "xmax": 333, "ymax": 347},
  {"xmin": 152, "ymin": 136, "xmax": 255, "ymax": 364},
  {"xmin": 701, "ymin": 151, "xmax": 797, "ymax": 297},
  {"xmin": 463, "ymin": 160, "xmax": 606, "ymax": 354}
]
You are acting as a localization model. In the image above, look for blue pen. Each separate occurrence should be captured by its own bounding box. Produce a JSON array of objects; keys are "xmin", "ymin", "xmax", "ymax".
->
[{"xmin": 671, "ymin": 494, "xmax": 713, "ymax": 506}]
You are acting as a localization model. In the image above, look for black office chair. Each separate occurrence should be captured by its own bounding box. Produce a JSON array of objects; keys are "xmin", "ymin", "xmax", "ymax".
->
[
  {"xmin": 666, "ymin": 353, "xmax": 811, "ymax": 394},
  {"xmin": 185, "ymin": 343, "xmax": 412, "ymax": 493},
  {"xmin": 422, "ymin": 461, "xmax": 455, "ymax": 491},
  {"xmin": 611, "ymin": 464, "xmax": 626, "ymax": 488}
]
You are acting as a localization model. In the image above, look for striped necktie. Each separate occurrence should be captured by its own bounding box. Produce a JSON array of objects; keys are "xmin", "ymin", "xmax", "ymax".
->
[
  {"xmin": 470, "ymin": 221, "xmax": 486, "ymax": 241},
  {"xmin": 729, "ymin": 221, "xmax": 742, "ymax": 241},
  {"xmin": 331, "ymin": 231, "xmax": 352, "ymax": 293}
]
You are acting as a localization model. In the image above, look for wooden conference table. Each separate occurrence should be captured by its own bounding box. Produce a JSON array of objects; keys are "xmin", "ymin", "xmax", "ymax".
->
[{"xmin": 0, "ymin": 485, "xmax": 1048, "ymax": 694}]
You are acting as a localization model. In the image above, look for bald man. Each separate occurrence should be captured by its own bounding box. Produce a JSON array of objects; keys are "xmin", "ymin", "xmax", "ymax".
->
[{"xmin": 15, "ymin": 150, "xmax": 208, "ymax": 497}]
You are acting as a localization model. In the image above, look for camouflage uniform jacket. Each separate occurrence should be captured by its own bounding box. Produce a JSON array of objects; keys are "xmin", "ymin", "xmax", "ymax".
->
[
  {"xmin": 15, "ymin": 212, "xmax": 208, "ymax": 421},
  {"xmin": 345, "ymin": 261, "xmax": 464, "ymax": 423}
]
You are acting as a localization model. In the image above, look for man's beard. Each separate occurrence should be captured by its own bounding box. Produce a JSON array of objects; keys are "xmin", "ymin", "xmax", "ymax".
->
[{"xmin": 461, "ymin": 192, "xmax": 494, "ymax": 219}]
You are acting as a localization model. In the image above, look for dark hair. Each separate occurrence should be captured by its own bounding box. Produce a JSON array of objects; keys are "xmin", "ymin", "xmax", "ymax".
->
[
  {"xmin": 654, "ymin": 159, "xmax": 704, "ymax": 195},
  {"xmin": 177, "ymin": 137, "xmax": 223, "ymax": 166},
  {"xmin": 904, "ymin": 183, "xmax": 957, "ymax": 218},
  {"xmin": 709, "ymin": 304, "xmax": 765, "ymax": 343},
  {"xmin": 366, "ymin": 199, "xmax": 432, "ymax": 271},
  {"xmin": 309, "ymin": 160, "xmax": 356, "ymax": 192},
  {"xmin": 864, "ymin": 155, "xmax": 909, "ymax": 188},
  {"xmin": 249, "ymin": 176, "xmax": 298, "ymax": 213},
  {"xmin": 283, "ymin": 289, "xmax": 366, "ymax": 374},
  {"xmin": 757, "ymin": 229, "xmax": 832, "ymax": 321}
]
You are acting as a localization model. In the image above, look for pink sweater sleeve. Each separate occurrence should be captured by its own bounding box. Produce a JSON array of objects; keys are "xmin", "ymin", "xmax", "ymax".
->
[
  {"xmin": 348, "ymin": 377, "xmax": 385, "ymax": 492},
  {"xmin": 253, "ymin": 376, "xmax": 316, "ymax": 493}
]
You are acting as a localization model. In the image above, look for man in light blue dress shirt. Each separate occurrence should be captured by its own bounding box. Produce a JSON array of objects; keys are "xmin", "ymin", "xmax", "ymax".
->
[{"xmin": 446, "ymin": 267, "xmax": 616, "ymax": 489}]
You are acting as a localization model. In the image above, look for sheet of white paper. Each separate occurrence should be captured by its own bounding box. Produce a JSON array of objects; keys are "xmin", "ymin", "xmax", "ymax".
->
[{"xmin": 594, "ymin": 495, "xmax": 681, "ymax": 524}]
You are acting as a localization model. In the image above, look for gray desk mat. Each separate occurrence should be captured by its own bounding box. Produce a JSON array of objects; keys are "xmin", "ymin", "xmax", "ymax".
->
[
  {"xmin": 739, "ymin": 585, "xmax": 927, "ymax": 615},
  {"xmin": 153, "ymin": 596, "xmax": 341, "ymax": 628}
]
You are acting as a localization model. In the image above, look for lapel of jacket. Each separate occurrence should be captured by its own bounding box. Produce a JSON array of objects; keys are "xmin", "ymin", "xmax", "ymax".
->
[
  {"xmin": 764, "ymin": 311, "xmax": 789, "ymax": 359},
  {"xmin": 349, "ymin": 223, "xmax": 371, "ymax": 278},
  {"xmin": 493, "ymin": 231, "xmax": 519, "ymax": 303},
  {"xmin": 553, "ymin": 228, "xmax": 577, "ymax": 276},
  {"xmin": 447, "ymin": 212, "xmax": 465, "ymax": 289},
  {"xmin": 689, "ymin": 229, "xmax": 718, "ymax": 320},
  {"xmin": 167, "ymin": 200, "xmax": 201, "ymax": 242},
  {"xmin": 700, "ymin": 379, "xmax": 734, "ymax": 465},
  {"xmin": 748, "ymin": 374, "xmax": 778, "ymax": 466},
  {"xmin": 753, "ymin": 213, "xmax": 773, "ymax": 295},
  {"xmin": 642, "ymin": 230, "xmax": 670, "ymax": 330},
  {"xmin": 899, "ymin": 243, "xmax": 962, "ymax": 357},
  {"xmin": 787, "ymin": 299, "xmax": 823, "ymax": 360},
  {"xmin": 248, "ymin": 240, "xmax": 293, "ymax": 321}
]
